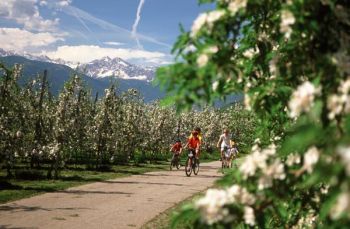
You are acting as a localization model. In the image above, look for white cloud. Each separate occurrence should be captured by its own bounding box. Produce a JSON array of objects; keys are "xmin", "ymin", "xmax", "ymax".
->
[
  {"xmin": 0, "ymin": 0, "xmax": 59, "ymax": 32},
  {"xmin": 103, "ymin": 41, "xmax": 124, "ymax": 46},
  {"xmin": 57, "ymin": 0, "xmax": 72, "ymax": 7},
  {"xmin": 0, "ymin": 27, "xmax": 64, "ymax": 52},
  {"xmin": 42, "ymin": 45, "xmax": 170, "ymax": 65},
  {"xmin": 39, "ymin": 1, "xmax": 48, "ymax": 6}
]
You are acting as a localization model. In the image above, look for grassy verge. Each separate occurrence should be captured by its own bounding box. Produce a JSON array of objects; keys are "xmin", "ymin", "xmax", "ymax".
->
[
  {"xmin": 141, "ymin": 191, "xmax": 204, "ymax": 229},
  {"xmin": 0, "ymin": 162, "xmax": 169, "ymax": 204}
]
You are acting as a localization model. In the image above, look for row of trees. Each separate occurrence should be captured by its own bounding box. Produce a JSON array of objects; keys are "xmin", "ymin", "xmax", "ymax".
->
[
  {"xmin": 158, "ymin": 0, "xmax": 350, "ymax": 228},
  {"xmin": 0, "ymin": 63, "xmax": 257, "ymax": 179}
]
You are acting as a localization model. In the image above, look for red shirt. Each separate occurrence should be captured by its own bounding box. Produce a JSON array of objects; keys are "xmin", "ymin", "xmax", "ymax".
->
[
  {"xmin": 171, "ymin": 142, "xmax": 182, "ymax": 153},
  {"xmin": 188, "ymin": 137, "xmax": 200, "ymax": 149}
]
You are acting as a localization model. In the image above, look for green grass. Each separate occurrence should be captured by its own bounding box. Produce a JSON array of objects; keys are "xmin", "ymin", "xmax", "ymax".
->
[
  {"xmin": 141, "ymin": 191, "xmax": 204, "ymax": 229},
  {"xmin": 0, "ymin": 162, "xmax": 169, "ymax": 204}
]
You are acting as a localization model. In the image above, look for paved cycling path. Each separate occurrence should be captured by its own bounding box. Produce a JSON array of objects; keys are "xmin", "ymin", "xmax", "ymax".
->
[{"xmin": 0, "ymin": 161, "xmax": 221, "ymax": 229}]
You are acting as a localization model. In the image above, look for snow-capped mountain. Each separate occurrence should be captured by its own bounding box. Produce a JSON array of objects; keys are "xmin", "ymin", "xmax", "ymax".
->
[
  {"xmin": 0, "ymin": 48, "xmax": 156, "ymax": 81},
  {"xmin": 78, "ymin": 56, "xmax": 155, "ymax": 81},
  {"xmin": 0, "ymin": 48, "xmax": 16, "ymax": 57}
]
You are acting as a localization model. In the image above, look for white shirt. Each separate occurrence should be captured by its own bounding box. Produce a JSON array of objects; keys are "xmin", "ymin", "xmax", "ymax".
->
[{"xmin": 219, "ymin": 134, "xmax": 231, "ymax": 148}]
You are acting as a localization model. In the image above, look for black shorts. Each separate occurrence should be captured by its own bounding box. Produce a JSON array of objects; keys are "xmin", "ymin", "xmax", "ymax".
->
[{"xmin": 188, "ymin": 149, "xmax": 196, "ymax": 156}]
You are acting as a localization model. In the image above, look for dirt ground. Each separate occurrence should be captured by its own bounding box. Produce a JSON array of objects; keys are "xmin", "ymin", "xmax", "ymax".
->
[{"xmin": 0, "ymin": 161, "xmax": 221, "ymax": 229}]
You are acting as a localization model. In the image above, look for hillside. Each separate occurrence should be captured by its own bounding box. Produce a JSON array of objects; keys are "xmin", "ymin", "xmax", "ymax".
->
[{"xmin": 0, "ymin": 56, "xmax": 164, "ymax": 102}]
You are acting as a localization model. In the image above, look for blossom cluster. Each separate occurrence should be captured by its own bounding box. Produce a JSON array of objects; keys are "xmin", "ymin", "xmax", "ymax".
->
[
  {"xmin": 288, "ymin": 81, "xmax": 321, "ymax": 118},
  {"xmin": 196, "ymin": 184, "xmax": 256, "ymax": 225}
]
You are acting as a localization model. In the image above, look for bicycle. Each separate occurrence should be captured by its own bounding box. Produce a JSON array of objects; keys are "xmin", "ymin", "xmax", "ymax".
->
[
  {"xmin": 222, "ymin": 147, "xmax": 231, "ymax": 168},
  {"xmin": 185, "ymin": 149, "xmax": 199, "ymax": 177},
  {"xmin": 170, "ymin": 153, "xmax": 181, "ymax": 170}
]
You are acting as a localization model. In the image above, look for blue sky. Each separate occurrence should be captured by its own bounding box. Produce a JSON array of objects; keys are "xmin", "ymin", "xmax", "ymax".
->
[{"xmin": 0, "ymin": 0, "xmax": 213, "ymax": 65}]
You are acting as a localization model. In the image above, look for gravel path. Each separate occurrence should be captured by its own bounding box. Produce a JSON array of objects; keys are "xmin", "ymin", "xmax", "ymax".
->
[{"xmin": 0, "ymin": 161, "xmax": 221, "ymax": 229}]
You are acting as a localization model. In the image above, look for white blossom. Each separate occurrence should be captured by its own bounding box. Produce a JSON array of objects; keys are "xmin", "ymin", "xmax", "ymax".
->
[
  {"xmin": 339, "ymin": 78, "xmax": 350, "ymax": 95},
  {"xmin": 228, "ymin": 0, "xmax": 247, "ymax": 15},
  {"xmin": 244, "ymin": 94, "xmax": 252, "ymax": 111},
  {"xmin": 191, "ymin": 13, "xmax": 208, "ymax": 37},
  {"xmin": 196, "ymin": 185, "xmax": 256, "ymax": 225},
  {"xmin": 238, "ymin": 188, "xmax": 256, "ymax": 205},
  {"xmin": 327, "ymin": 94, "xmax": 344, "ymax": 119},
  {"xmin": 292, "ymin": 211, "xmax": 317, "ymax": 229},
  {"xmin": 254, "ymin": 138, "xmax": 261, "ymax": 144},
  {"xmin": 239, "ymin": 145, "xmax": 269, "ymax": 179},
  {"xmin": 258, "ymin": 159, "xmax": 285, "ymax": 190},
  {"xmin": 321, "ymin": 185, "xmax": 330, "ymax": 195},
  {"xmin": 261, "ymin": 143, "xmax": 277, "ymax": 156},
  {"xmin": 337, "ymin": 146, "xmax": 350, "ymax": 176},
  {"xmin": 303, "ymin": 146, "xmax": 320, "ymax": 173},
  {"xmin": 327, "ymin": 78, "xmax": 350, "ymax": 119},
  {"xmin": 226, "ymin": 185, "xmax": 240, "ymax": 203},
  {"xmin": 205, "ymin": 45, "xmax": 219, "ymax": 54},
  {"xmin": 286, "ymin": 153, "xmax": 301, "ymax": 166},
  {"xmin": 330, "ymin": 192, "xmax": 350, "ymax": 219},
  {"xmin": 243, "ymin": 48, "xmax": 259, "ymax": 59},
  {"xmin": 206, "ymin": 10, "xmax": 225, "ymax": 25},
  {"xmin": 269, "ymin": 57, "xmax": 278, "ymax": 79},
  {"xmin": 288, "ymin": 81, "xmax": 321, "ymax": 118},
  {"xmin": 16, "ymin": 130, "xmax": 22, "ymax": 138},
  {"xmin": 197, "ymin": 54, "xmax": 209, "ymax": 67},
  {"xmin": 280, "ymin": 10, "xmax": 295, "ymax": 39},
  {"xmin": 191, "ymin": 10, "xmax": 225, "ymax": 37},
  {"xmin": 212, "ymin": 81, "xmax": 219, "ymax": 91},
  {"xmin": 196, "ymin": 189, "xmax": 229, "ymax": 225},
  {"xmin": 243, "ymin": 206, "xmax": 256, "ymax": 226}
]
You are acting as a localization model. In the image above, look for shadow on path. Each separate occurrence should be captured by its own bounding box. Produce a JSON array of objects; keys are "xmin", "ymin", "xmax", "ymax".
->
[
  {"xmin": 0, "ymin": 203, "xmax": 92, "ymax": 213},
  {"xmin": 100, "ymin": 180, "xmax": 184, "ymax": 187}
]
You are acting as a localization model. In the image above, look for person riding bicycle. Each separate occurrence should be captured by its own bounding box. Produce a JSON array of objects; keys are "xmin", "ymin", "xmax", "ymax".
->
[
  {"xmin": 230, "ymin": 140, "xmax": 239, "ymax": 158},
  {"xmin": 217, "ymin": 129, "xmax": 232, "ymax": 160},
  {"xmin": 184, "ymin": 130, "xmax": 201, "ymax": 161},
  {"xmin": 170, "ymin": 139, "xmax": 183, "ymax": 162},
  {"xmin": 188, "ymin": 127, "xmax": 202, "ymax": 160}
]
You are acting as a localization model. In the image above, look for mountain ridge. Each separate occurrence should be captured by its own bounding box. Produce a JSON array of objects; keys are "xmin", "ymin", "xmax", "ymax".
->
[
  {"xmin": 0, "ymin": 48, "xmax": 156, "ymax": 81},
  {"xmin": 0, "ymin": 55, "xmax": 164, "ymax": 102}
]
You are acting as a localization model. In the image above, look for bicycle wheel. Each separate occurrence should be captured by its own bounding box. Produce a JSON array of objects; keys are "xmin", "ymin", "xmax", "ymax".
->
[
  {"xmin": 176, "ymin": 158, "xmax": 181, "ymax": 169},
  {"xmin": 193, "ymin": 159, "xmax": 199, "ymax": 175},
  {"xmin": 185, "ymin": 158, "xmax": 192, "ymax": 177},
  {"xmin": 170, "ymin": 157, "xmax": 174, "ymax": 171},
  {"xmin": 222, "ymin": 157, "xmax": 228, "ymax": 174}
]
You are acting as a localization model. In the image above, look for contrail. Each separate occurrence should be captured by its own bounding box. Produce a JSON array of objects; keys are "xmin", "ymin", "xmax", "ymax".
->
[
  {"xmin": 45, "ymin": 0, "xmax": 171, "ymax": 49},
  {"xmin": 70, "ymin": 7, "xmax": 102, "ymax": 46},
  {"xmin": 131, "ymin": 0, "xmax": 145, "ymax": 49}
]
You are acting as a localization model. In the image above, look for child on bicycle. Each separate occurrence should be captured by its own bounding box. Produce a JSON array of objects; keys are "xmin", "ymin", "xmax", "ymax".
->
[
  {"xmin": 184, "ymin": 131, "xmax": 201, "ymax": 161},
  {"xmin": 188, "ymin": 127, "xmax": 202, "ymax": 159},
  {"xmin": 229, "ymin": 140, "xmax": 239, "ymax": 167},
  {"xmin": 230, "ymin": 140, "xmax": 239, "ymax": 158},
  {"xmin": 170, "ymin": 139, "xmax": 183, "ymax": 162}
]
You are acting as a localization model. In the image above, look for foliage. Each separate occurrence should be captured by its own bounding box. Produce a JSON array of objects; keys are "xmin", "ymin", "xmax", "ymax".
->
[{"xmin": 156, "ymin": 0, "xmax": 350, "ymax": 228}]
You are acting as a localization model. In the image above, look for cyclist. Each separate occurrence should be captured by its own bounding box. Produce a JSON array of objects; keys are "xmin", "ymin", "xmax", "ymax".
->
[
  {"xmin": 188, "ymin": 127, "xmax": 202, "ymax": 160},
  {"xmin": 229, "ymin": 140, "xmax": 239, "ymax": 167},
  {"xmin": 217, "ymin": 129, "xmax": 232, "ymax": 161},
  {"xmin": 170, "ymin": 139, "xmax": 183, "ymax": 162},
  {"xmin": 184, "ymin": 130, "xmax": 201, "ymax": 163}
]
